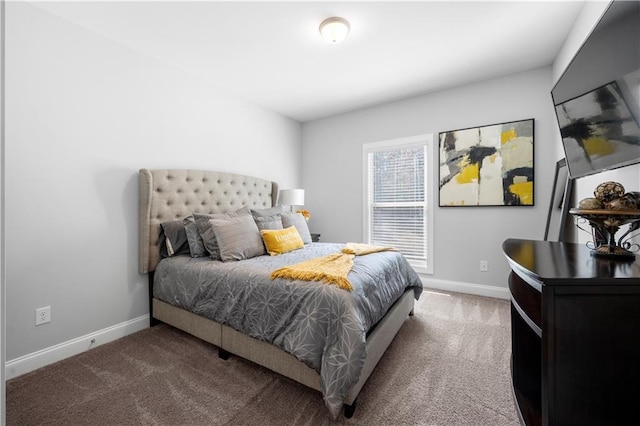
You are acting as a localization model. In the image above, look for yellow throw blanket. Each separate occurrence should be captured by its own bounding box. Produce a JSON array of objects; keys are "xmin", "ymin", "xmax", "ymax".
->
[
  {"xmin": 341, "ymin": 242, "xmax": 396, "ymax": 255},
  {"xmin": 271, "ymin": 253, "xmax": 356, "ymax": 291},
  {"xmin": 270, "ymin": 243, "xmax": 395, "ymax": 291}
]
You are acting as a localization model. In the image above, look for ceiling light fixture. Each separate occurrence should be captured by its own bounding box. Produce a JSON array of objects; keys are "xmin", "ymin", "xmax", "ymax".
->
[{"xmin": 319, "ymin": 17, "xmax": 350, "ymax": 44}]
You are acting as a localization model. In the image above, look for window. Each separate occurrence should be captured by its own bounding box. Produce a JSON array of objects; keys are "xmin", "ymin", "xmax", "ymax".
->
[{"xmin": 363, "ymin": 134, "xmax": 433, "ymax": 274}]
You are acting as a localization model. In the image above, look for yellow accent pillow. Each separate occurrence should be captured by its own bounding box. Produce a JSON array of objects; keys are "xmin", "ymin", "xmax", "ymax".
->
[{"xmin": 261, "ymin": 226, "xmax": 304, "ymax": 256}]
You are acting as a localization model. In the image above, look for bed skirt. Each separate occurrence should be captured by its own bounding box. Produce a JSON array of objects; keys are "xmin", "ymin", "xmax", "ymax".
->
[{"xmin": 152, "ymin": 288, "xmax": 415, "ymax": 407}]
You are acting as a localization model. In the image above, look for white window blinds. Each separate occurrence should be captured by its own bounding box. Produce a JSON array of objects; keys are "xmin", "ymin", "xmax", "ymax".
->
[{"xmin": 364, "ymin": 136, "xmax": 431, "ymax": 272}]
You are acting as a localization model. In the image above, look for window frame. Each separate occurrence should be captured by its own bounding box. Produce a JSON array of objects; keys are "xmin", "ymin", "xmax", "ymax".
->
[{"xmin": 362, "ymin": 134, "xmax": 434, "ymax": 275}]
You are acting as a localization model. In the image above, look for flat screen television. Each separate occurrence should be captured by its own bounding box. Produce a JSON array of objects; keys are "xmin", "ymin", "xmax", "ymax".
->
[{"xmin": 551, "ymin": 0, "xmax": 640, "ymax": 179}]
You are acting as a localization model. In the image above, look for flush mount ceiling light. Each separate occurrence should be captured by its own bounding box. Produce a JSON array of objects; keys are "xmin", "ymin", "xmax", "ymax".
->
[{"xmin": 319, "ymin": 17, "xmax": 350, "ymax": 44}]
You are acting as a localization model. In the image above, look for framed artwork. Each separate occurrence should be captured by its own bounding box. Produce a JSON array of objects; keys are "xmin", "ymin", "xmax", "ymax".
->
[
  {"xmin": 544, "ymin": 158, "xmax": 573, "ymax": 242},
  {"xmin": 439, "ymin": 118, "xmax": 534, "ymax": 206}
]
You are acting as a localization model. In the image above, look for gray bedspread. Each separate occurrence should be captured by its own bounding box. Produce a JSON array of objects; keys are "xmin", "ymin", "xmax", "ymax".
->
[{"xmin": 153, "ymin": 242, "xmax": 422, "ymax": 418}]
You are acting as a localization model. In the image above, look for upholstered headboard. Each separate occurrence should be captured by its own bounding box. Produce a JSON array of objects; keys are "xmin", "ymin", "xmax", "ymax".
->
[{"xmin": 138, "ymin": 169, "xmax": 278, "ymax": 273}]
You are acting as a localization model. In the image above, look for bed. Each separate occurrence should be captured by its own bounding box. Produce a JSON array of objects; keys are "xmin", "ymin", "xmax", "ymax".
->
[{"xmin": 138, "ymin": 168, "xmax": 423, "ymax": 418}]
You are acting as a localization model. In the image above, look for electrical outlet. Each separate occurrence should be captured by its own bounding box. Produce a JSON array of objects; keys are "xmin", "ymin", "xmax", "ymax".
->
[
  {"xmin": 35, "ymin": 306, "xmax": 51, "ymax": 326},
  {"xmin": 480, "ymin": 261, "xmax": 489, "ymax": 272}
]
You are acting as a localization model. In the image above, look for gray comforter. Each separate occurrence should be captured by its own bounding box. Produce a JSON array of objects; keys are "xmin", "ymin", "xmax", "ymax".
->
[{"xmin": 153, "ymin": 242, "xmax": 422, "ymax": 418}]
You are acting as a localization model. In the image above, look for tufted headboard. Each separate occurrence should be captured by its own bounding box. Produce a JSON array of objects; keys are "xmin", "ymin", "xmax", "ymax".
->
[{"xmin": 138, "ymin": 169, "xmax": 278, "ymax": 273}]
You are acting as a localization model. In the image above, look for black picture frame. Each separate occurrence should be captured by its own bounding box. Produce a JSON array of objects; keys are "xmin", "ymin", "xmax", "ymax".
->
[
  {"xmin": 438, "ymin": 118, "xmax": 535, "ymax": 206},
  {"xmin": 544, "ymin": 158, "xmax": 574, "ymax": 241}
]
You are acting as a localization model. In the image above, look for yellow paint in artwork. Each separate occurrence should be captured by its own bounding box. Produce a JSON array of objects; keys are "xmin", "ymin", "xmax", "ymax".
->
[
  {"xmin": 456, "ymin": 163, "xmax": 479, "ymax": 184},
  {"xmin": 583, "ymin": 137, "xmax": 615, "ymax": 157},
  {"xmin": 509, "ymin": 181, "xmax": 533, "ymax": 205},
  {"xmin": 501, "ymin": 128, "xmax": 517, "ymax": 144}
]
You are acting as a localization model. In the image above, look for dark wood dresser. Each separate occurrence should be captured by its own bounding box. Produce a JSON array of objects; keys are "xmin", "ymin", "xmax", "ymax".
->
[{"xmin": 502, "ymin": 238, "xmax": 640, "ymax": 426}]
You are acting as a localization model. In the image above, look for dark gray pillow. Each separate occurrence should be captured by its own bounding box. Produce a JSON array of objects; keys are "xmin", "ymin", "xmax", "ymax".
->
[
  {"xmin": 253, "ymin": 214, "xmax": 284, "ymax": 231},
  {"xmin": 211, "ymin": 214, "xmax": 265, "ymax": 261},
  {"xmin": 251, "ymin": 205, "xmax": 291, "ymax": 218},
  {"xmin": 281, "ymin": 212, "xmax": 312, "ymax": 244},
  {"xmin": 159, "ymin": 217, "xmax": 191, "ymax": 258},
  {"xmin": 184, "ymin": 217, "xmax": 207, "ymax": 257},
  {"xmin": 195, "ymin": 207, "xmax": 251, "ymax": 259}
]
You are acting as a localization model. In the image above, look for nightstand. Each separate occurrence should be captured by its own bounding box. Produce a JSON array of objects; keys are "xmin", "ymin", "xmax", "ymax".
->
[{"xmin": 311, "ymin": 233, "xmax": 321, "ymax": 242}]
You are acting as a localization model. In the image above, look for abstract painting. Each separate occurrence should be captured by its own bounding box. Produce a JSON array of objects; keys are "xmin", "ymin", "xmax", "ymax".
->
[{"xmin": 439, "ymin": 119, "xmax": 534, "ymax": 206}]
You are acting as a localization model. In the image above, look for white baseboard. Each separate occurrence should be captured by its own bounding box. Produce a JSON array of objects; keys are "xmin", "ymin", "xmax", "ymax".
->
[
  {"xmin": 5, "ymin": 315, "xmax": 150, "ymax": 380},
  {"xmin": 420, "ymin": 277, "xmax": 511, "ymax": 300}
]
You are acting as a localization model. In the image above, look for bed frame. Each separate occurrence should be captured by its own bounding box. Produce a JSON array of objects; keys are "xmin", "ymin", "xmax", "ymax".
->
[{"xmin": 138, "ymin": 168, "xmax": 415, "ymax": 417}]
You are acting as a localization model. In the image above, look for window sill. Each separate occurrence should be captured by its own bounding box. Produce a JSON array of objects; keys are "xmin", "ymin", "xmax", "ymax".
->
[{"xmin": 410, "ymin": 264, "xmax": 433, "ymax": 275}]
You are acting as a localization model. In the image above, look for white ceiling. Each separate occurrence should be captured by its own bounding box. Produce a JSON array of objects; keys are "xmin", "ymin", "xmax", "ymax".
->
[{"xmin": 32, "ymin": 1, "xmax": 586, "ymax": 122}]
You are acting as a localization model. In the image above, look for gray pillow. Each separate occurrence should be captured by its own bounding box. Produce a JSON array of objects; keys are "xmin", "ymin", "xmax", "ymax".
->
[
  {"xmin": 195, "ymin": 207, "xmax": 251, "ymax": 259},
  {"xmin": 251, "ymin": 205, "xmax": 291, "ymax": 218},
  {"xmin": 211, "ymin": 214, "xmax": 265, "ymax": 261},
  {"xmin": 184, "ymin": 218, "xmax": 207, "ymax": 257},
  {"xmin": 159, "ymin": 217, "xmax": 191, "ymax": 258},
  {"xmin": 281, "ymin": 212, "xmax": 312, "ymax": 244},
  {"xmin": 253, "ymin": 214, "xmax": 284, "ymax": 231}
]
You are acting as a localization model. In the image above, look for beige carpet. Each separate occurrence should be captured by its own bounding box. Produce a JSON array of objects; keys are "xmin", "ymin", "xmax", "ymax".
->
[{"xmin": 6, "ymin": 290, "xmax": 518, "ymax": 425}]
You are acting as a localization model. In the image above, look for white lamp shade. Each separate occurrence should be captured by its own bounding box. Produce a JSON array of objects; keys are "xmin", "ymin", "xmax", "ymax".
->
[
  {"xmin": 278, "ymin": 189, "xmax": 305, "ymax": 206},
  {"xmin": 319, "ymin": 17, "xmax": 350, "ymax": 44}
]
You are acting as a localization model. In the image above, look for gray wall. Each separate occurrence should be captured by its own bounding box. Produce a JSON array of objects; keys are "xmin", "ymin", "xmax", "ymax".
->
[
  {"xmin": 4, "ymin": 3, "xmax": 301, "ymax": 362},
  {"xmin": 302, "ymin": 66, "xmax": 559, "ymax": 294}
]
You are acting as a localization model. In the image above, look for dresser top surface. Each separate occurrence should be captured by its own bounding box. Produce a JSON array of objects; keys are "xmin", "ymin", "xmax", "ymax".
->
[{"xmin": 502, "ymin": 239, "xmax": 640, "ymax": 284}]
